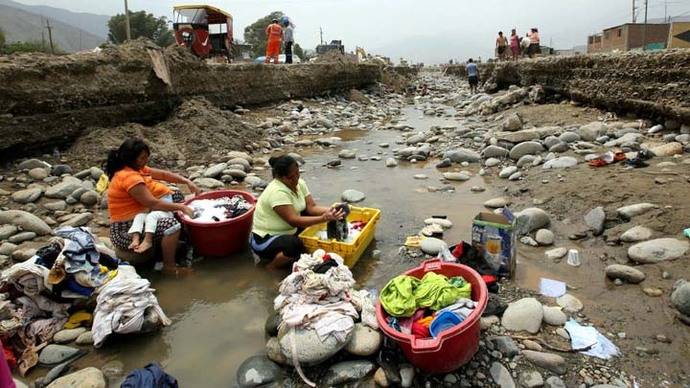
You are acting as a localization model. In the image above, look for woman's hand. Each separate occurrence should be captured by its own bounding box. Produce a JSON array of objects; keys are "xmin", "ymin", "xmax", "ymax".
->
[
  {"xmin": 321, "ymin": 207, "xmax": 345, "ymax": 222},
  {"xmin": 178, "ymin": 205, "xmax": 195, "ymax": 218},
  {"xmin": 187, "ymin": 180, "xmax": 202, "ymax": 195}
]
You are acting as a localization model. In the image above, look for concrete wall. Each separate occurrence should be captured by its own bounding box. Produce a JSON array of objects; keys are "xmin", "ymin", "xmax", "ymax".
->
[
  {"xmin": 475, "ymin": 50, "xmax": 690, "ymax": 124},
  {"xmin": 0, "ymin": 42, "xmax": 382, "ymax": 156},
  {"xmin": 626, "ymin": 24, "xmax": 670, "ymax": 49},
  {"xmin": 668, "ymin": 22, "xmax": 690, "ymax": 48},
  {"xmin": 603, "ymin": 26, "xmax": 627, "ymax": 51}
]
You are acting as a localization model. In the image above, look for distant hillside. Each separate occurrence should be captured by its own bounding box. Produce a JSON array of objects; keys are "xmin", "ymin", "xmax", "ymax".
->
[
  {"xmin": 0, "ymin": 3, "xmax": 106, "ymax": 52},
  {"xmin": 0, "ymin": 0, "xmax": 109, "ymax": 39}
]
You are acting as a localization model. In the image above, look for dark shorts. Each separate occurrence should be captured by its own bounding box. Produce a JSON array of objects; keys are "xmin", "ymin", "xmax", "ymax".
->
[
  {"xmin": 109, "ymin": 191, "xmax": 185, "ymax": 251},
  {"xmin": 497, "ymin": 46, "xmax": 506, "ymax": 55},
  {"xmin": 250, "ymin": 233, "xmax": 304, "ymax": 263},
  {"xmin": 468, "ymin": 75, "xmax": 479, "ymax": 86},
  {"xmin": 528, "ymin": 44, "xmax": 540, "ymax": 55}
]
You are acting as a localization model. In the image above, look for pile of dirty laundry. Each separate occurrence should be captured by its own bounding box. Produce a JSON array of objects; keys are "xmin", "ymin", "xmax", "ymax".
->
[
  {"xmin": 316, "ymin": 220, "xmax": 367, "ymax": 243},
  {"xmin": 380, "ymin": 272, "xmax": 475, "ymax": 339},
  {"xmin": 183, "ymin": 195, "xmax": 253, "ymax": 223},
  {"xmin": 0, "ymin": 227, "xmax": 170, "ymax": 376}
]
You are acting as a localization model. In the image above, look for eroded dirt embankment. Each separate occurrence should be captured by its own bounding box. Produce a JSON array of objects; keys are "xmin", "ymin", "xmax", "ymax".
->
[
  {"xmin": 445, "ymin": 50, "xmax": 690, "ymax": 125},
  {"xmin": 0, "ymin": 40, "xmax": 382, "ymax": 156}
]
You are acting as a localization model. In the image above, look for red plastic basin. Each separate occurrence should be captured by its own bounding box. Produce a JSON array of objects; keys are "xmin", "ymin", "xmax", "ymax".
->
[
  {"xmin": 376, "ymin": 260, "xmax": 488, "ymax": 374},
  {"xmin": 179, "ymin": 189, "xmax": 256, "ymax": 257}
]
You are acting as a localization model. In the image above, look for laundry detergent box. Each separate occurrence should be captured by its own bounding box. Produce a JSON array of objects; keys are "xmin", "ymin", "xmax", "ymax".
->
[{"xmin": 471, "ymin": 208, "xmax": 516, "ymax": 278}]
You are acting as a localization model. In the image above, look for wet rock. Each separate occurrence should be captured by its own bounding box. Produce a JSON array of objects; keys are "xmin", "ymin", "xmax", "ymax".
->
[
  {"xmin": 443, "ymin": 172, "xmax": 471, "ymax": 181},
  {"xmin": 236, "ymin": 356, "xmax": 284, "ymax": 388},
  {"xmin": 265, "ymin": 337, "xmax": 287, "ymax": 365},
  {"xmin": 549, "ymin": 142, "xmax": 570, "ymax": 153},
  {"xmin": 490, "ymin": 362, "xmax": 516, "ymax": 388},
  {"xmin": 18, "ymin": 159, "xmax": 50, "ymax": 170},
  {"xmin": 45, "ymin": 177, "xmax": 83, "ymax": 199},
  {"xmin": 584, "ymin": 206, "xmax": 605, "ymax": 235},
  {"xmin": 100, "ymin": 360, "xmax": 124, "ymax": 382},
  {"xmin": 413, "ymin": 174, "xmax": 428, "ymax": 180},
  {"xmin": 225, "ymin": 169, "xmax": 247, "ymax": 180},
  {"xmin": 425, "ymin": 218, "xmax": 453, "ymax": 229},
  {"xmin": 374, "ymin": 367, "xmax": 389, "ymax": 387},
  {"xmin": 46, "ymin": 367, "xmax": 105, "ymax": 388},
  {"xmin": 280, "ymin": 327, "xmax": 351, "ymax": 365},
  {"xmin": 535, "ymin": 229, "xmax": 554, "ymax": 246},
  {"xmin": 420, "ymin": 237, "xmax": 447, "ymax": 255},
  {"xmin": 578, "ymin": 122, "xmax": 607, "ymax": 141},
  {"xmin": 194, "ymin": 177, "xmax": 224, "ymax": 189},
  {"xmin": 519, "ymin": 371, "xmax": 544, "ymax": 388},
  {"xmin": 485, "ymin": 158, "xmax": 501, "ymax": 167},
  {"xmin": 51, "ymin": 165, "xmax": 72, "ymax": 176},
  {"xmin": 244, "ymin": 176, "xmax": 267, "ymax": 189},
  {"xmin": 342, "ymin": 189, "xmax": 365, "ymax": 203},
  {"xmin": 8, "ymin": 232, "xmax": 36, "ymax": 244},
  {"xmin": 483, "ymin": 146, "xmax": 510, "ymax": 159},
  {"xmin": 515, "ymin": 208, "xmax": 550, "ymax": 235},
  {"xmin": 264, "ymin": 312, "xmax": 280, "ymax": 337},
  {"xmin": 53, "ymin": 328, "xmax": 87, "ymax": 344},
  {"xmin": 60, "ymin": 213, "xmax": 93, "ymax": 228},
  {"xmin": 542, "ymin": 157, "xmax": 577, "ymax": 169},
  {"xmin": 605, "ymin": 264, "xmax": 646, "ymax": 284},
  {"xmin": 44, "ymin": 201, "xmax": 67, "ymax": 212},
  {"xmin": 444, "ymin": 374, "xmax": 458, "ymax": 385},
  {"xmin": 339, "ymin": 149, "xmax": 357, "ymax": 159},
  {"xmin": 671, "ymin": 279, "xmax": 690, "ymax": 316},
  {"xmin": 203, "ymin": 163, "xmax": 228, "ymax": 178},
  {"xmin": 322, "ymin": 360, "xmax": 375, "ymax": 386},
  {"xmin": 0, "ymin": 210, "xmax": 52, "ymax": 235},
  {"xmin": 544, "ymin": 376, "xmax": 566, "ymax": 388},
  {"xmin": 501, "ymin": 297, "xmax": 543, "ymax": 333},
  {"xmin": 521, "ymin": 236, "xmax": 538, "ymax": 246},
  {"xmin": 28, "ymin": 168, "xmax": 49, "ymax": 181},
  {"xmin": 522, "ymin": 350, "xmax": 567, "ymax": 375},
  {"xmin": 0, "ymin": 225, "xmax": 18, "ymax": 240},
  {"xmin": 484, "ymin": 197, "xmax": 511, "ymax": 209},
  {"xmin": 628, "ymin": 238, "xmax": 689, "ymax": 264},
  {"xmin": 11, "ymin": 188, "xmax": 43, "ymax": 204},
  {"xmin": 556, "ymin": 294, "xmax": 583, "ymax": 314},
  {"xmin": 503, "ymin": 113, "xmax": 523, "ymax": 132},
  {"xmin": 385, "ymin": 158, "xmax": 398, "ymax": 167},
  {"xmin": 436, "ymin": 158, "xmax": 452, "ymax": 168},
  {"xmin": 79, "ymin": 191, "xmax": 98, "ymax": 206},
  {"xmin": 490, "ymin": 336, "xmax": 520, "ymax": 357},
  {"xmin": 509, "ymin": 142, "xmax": 544, "ymax": 160},
  {"xmin": 651, "ymin": 142, "xmax": 683, "ymax": 157},
  {"xmin": 559, "ymin": 132, "xmax": 580, "ymax": 143},
  {"xmin": 616, "ymin": 203, "xmax": 656, "ymax": 219},
  {"xmin": 516, "ymin": 155, "xmax": 537, "ymax": 168},
  {"xmin": 39, "ymin": 345, "xmax": 80, "ymax": 365},
  {"xmin": 345, "ymin": 323, "xmax": 382, "ymax": 356},
  {"xmin": 75, "ymin": 331, "xmax": 94, "ymax": 346},
  {"xmin": 499, "ymin": 166, "xmax": 518, "ymax": 179},
  {"xmin": 445, "ymin": 148, "xmax": 481, "ymax": 163},
  {"xmin": 399, "ymin": 364, "xmax": 414, "ymax": 388},
  {"xmin": 542, "ymin": 306, "xmax": 567, "ymax": 326}
]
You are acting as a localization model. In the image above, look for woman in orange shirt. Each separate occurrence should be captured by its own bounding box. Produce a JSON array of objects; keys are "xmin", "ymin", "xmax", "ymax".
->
[{"xmin": 106, "ymin": 138, "xmax": 199, "ymax": 275}]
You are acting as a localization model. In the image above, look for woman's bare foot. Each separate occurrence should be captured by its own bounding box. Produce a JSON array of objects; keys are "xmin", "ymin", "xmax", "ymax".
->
[
  {"xmin": 133, "ymin": 239, "xmax": 153, "ymax": 253},
  {"xmin": 128, "ymin": 235, "xmax": 140, "ymax": 250},
  {"xmin": 162, "ymin": 266, "xmax": 194, "ymax": 277}
]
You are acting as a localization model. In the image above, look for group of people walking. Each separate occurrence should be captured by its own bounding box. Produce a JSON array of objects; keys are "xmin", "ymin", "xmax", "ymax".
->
[
  {"xmin": 265, "ymin": 17, "xmax": 295, "ymax": 64},
  {"xmin": 496, "ymin": 28, "xmax": 540, "ymax": 61}
]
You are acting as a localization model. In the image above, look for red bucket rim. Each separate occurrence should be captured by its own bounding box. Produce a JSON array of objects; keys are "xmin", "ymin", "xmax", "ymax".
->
[
  {"xmin": 179, "ymin": 189, "xmax": 256, "ymax": 227},
  {"xmin": 375, "ymin": 260, "xmax": 488, "ymax": 353}
]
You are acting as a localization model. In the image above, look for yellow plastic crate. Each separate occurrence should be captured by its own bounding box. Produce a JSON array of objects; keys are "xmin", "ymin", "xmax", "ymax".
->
[{"xmin": 299, "ymin": 206, "xmax": 381, "ymax": 268}]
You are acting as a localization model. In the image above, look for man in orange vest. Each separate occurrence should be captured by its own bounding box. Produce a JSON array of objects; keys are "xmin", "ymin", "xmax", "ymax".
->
[{"xmin": 265, "ymin": 19, "xmax": 283, "ymax": 64}]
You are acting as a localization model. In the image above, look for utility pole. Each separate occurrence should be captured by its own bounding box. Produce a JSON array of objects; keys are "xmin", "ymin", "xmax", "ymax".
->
[
  {"xmin": 632, "ymin": 0, "xmax": 636, "ymax": 23},
  {"xmin": 45, "ymin": 19, "xmax": 54, "ymax": 54},
  {"xmin": 40, "ymin": 16, "xmax": 45, "ymax": 50},
  {"xmin": 124, "ymin": 0, "xmax": 132, "ymax": 41},
  {"xmin": 319, "ymin": 27, "xmax": 324, "ymax": 45},
  {"xmin": 642, "ymin": 0, "xmax": 649, "ymax": 50},
  {"xmin": 664, "ymin": 0, "xmax": 668, "ymax": 22}
]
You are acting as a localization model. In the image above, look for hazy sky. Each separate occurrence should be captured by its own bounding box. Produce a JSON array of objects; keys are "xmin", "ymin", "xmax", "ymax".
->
[{"xmin": 13, "ymin": 0, "xmax": 690, "ymax": 63}]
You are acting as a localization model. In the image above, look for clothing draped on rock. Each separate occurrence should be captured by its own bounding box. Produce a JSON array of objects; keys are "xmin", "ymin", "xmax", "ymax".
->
[
  {"xmin": 380, "ymin": 273, "xmax": 472, "ymax": 317},
  {"xmin": 92, "ymin": 265, "xmax": 171, "ymax": 348},
  {"xmin": 120, "ymin": 362, "xmax": 179, "ymax": 388},
  {"xmin": 274, "ymin": 250, "xmax": 378, "ymax": 344}
]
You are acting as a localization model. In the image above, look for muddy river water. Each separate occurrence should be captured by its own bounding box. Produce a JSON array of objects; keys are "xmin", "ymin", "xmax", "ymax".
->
[{"xmin": 50, "ymin": 104, "xmax": 685, "ymax": 386}]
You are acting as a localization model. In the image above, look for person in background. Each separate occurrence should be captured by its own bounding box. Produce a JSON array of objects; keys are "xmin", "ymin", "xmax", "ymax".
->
[
  {"xmin": 250, "ymin": 155, "xmax": 344, "ymax": 270},
  {"xmin": 496, "ymin": 31, "xmax": 508, "ymax": 61},
  {"xmin": 466, "ymin": 58, "xmax": 479, "ymax": 94},
  {"xmin": 264, "ymin": 19, "xmax": 283, "ymax": 64},
  {"xmin": 283, "ymin": 19, "xmax": 295, "ymax": 64},
  {"xmin": 528, "ymin": 28, "xmax": 541, "ymax": 58},
  {"xmin": 510, "ymin": 29, "xmax": 521, "ymax": 61}
]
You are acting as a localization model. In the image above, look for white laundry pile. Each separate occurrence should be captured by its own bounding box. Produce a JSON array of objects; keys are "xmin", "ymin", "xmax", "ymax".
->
[
  {"xmin": 274, "ymin": 249, "xmax": 378, "ymax": 344},
  {"xmin": 184, "ymin": 195, "xmax": 254, "ymax": 223},
  {"xmin": 92, "ymin": 265, "xmax": 171, "ymax": 347},
  {"xmin": 316, "ymin": 222, "xmax": 363, "ymax": 244}
]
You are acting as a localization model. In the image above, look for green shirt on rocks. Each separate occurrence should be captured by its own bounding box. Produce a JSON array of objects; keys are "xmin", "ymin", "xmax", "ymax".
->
[{"xmin": 252, "ymin": 178, "xmax": 310, "ymax": 237}]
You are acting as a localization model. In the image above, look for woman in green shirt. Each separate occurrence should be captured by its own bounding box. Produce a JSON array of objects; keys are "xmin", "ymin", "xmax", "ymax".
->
[{"xmin": 251, "ymin": 155, "xmax": 344, "ymax": 270}]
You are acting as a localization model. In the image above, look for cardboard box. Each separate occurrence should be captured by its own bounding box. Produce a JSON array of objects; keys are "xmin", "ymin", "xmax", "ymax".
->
[{"xmin": 471, "ymin": 208, "xmax": 516, "ymax": 278}]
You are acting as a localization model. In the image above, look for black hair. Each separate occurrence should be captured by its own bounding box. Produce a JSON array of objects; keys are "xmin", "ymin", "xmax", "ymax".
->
[
  {"xmin": 268, "ymin": 155, "xmax": 298, "ymax": 178},
  {"xmin": 105, "ymin": 138, "xmax": 150, "ymax": 179},
  {"xmin": 468, "ymin": 58, "xmax": 474, "ymax": 63},
  {"xmin": 499, "ymin": 31, "xmax": 503, "ymax": 35}
]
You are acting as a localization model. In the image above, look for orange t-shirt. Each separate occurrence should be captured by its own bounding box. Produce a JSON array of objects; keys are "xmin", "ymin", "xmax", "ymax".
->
[{"xmin": 108, "ymin": 166, "xmax": 172, "ymax": 222}]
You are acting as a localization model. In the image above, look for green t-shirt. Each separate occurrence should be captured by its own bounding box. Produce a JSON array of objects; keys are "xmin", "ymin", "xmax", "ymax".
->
[{"xmin": 252, "ymin": 178, "xmax": 310, "ymax": 237}]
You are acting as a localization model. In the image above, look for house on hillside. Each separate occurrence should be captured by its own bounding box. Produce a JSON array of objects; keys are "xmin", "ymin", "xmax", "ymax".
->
[{"xmin": 587, "ymin": 16, "xmax": 690, "ymax": 53}]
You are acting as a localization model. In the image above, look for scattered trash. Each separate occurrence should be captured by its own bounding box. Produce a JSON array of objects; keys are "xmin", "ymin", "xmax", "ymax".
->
[
  {"xmin": 471, "ymin": 208, "xmax": 517, "ymax": 278},
  {"xmin": 684, "ymin": 228, "xmax": 690, "ymax": 239},
  {"xmin": 624, "ymin": 149, "xmax": 652, "ymax": 169},
  {"xmin": 539, "ymin": 278, "xmax": 567, "ymax": 298},
  {"xmin": 588, "ymin": 150, "xmax": 626, "ymax": 168},
  {"xmin": 405, "ymin": 235, "xmax": 424, "ymax": 248},
  {"xmin": 564, "ymin": 320, "xmax": 620, "ymax": 360},
  {"xmin": 566, "ymin": 249, "xmax": 581, "ymax": 267}
]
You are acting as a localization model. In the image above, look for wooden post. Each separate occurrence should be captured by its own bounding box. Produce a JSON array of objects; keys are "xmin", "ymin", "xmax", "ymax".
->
[
  {"xmin": 45, "ymin": 19, "xmax": 54, "ymax": 54},
  {"xmin": 124, "ymin": 0, "xmax": 132, "ymax": 41}
]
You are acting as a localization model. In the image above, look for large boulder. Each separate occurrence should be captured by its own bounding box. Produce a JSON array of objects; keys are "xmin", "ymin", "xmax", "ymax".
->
[
  {"xmin": 617, "ymin": 203, "xmax": 656, "ymax": 219},
  {"xmin": 0, "ymin": 210, "xmax": 52, "ymax": 235},
  {"xmin": 444, "ymin": 148, "xmax": 481, "ymax": 163},
  {"xmin": 18, "ymin": 159, "xmax": 51, "ymax": 170},
  {"xmin": 509, "ymin": 142, "xmax": 544, "ymax": 160},
  {"xmin": 279, "ymin": 327, "xmax": 352, "ymax": 366},
  {"xmin": 45, "ymin": 177, "xmax": 83, "ymax": 199},
  {"xmin": 194, "ymin": 177, "xmax": 224, "ymax": 189},
  {"xmin": 501, "ymin": 298, "xmax": 543, "ymax": 333},
  {"xmin": 577, "ymin": 122, "xmax": 608, "ymax": 142},
  {"xmin": 39, "ymin": 345, "xmax": 80, "ymax": 365},
  {"xmin": 11, "ymin": 188, "xmax": 43, "ymax": 204},
  {"xmin": 495, "ymin": 127, "xmax": 562, "ymax": 143},
  {"xmin": 236, "ymin": 356, "xmax": 284, "ymax": 388},
  {"xmin": 515, "ymin": 208, "xmax": 550, "ymax": 235},
  {"xmin": 342, "ymin": 189, "xmax": 366, "ymax": 203},
  {"xmin": 584, "ymin": 207, "xmax": 605, "ymax": 235},
  {"xmin": 502, "ymin": 113, "xmax": 523, "ymax": 132},
  {"xmin": 203, "ymin": 163, "xmax": 228, "ymax": 178},
  {"xmin": 620, "ymin": 226, "xmax": 653, "ymax": 242},
  {"xmin": 628, "ymin": 238, "xmax": 689, "ymax": 264},
  {"xmin": 46, "ymin": 367, "xmax": 105, "ymax": 388},
  {"xmin": 482, "ymin": 145, "xmax": 510, "ymax": 159},
  {"xmin": 344, "ymin": 323, "xmax": 382, "ymax": 356},
  {"xmin": 651, "ymin": 142, "xmax": 683, "ymax": 157},
  {"xmin": 671, "ymin": 279, "xmax": 690, "ymax": 316},
  {"xmin": 605, "ymin": 264, "xmax": 646, "ymax": 284},
  {"xmin": 321, "ymin": 360, "xmax": 376, "ymax": 387}
]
